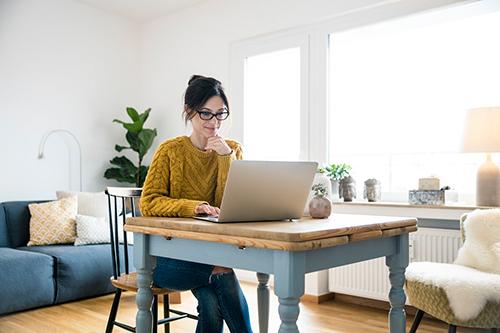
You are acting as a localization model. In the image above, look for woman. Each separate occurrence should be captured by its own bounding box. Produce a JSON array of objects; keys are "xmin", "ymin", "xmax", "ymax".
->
[{"xmin": 140, "ymin": 75, "xmax": 253, "ymax": 333}]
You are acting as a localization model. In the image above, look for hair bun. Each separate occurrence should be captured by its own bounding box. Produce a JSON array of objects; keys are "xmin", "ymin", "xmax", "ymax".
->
[{"xmin": 188, "ymin": 75, "xmax": 204, "ymax": 85}]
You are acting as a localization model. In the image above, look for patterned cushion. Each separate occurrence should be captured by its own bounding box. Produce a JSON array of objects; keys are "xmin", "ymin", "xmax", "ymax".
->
[
  {"xmin": 74, "ymin": 214, "xmax": 109, "ymax": 246},
  {"xmin": 27, "ymin": 196, "xmax": 77, "ymax": 246},
  {"xmin": 406, "ymin": 279, "xmax": 500, "ymax": 328}
]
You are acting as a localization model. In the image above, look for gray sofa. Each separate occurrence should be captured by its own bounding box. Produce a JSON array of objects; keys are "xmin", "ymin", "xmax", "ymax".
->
[{"xmin": 0, "ymin": 200, "xmax": 128, "ymax": 315}]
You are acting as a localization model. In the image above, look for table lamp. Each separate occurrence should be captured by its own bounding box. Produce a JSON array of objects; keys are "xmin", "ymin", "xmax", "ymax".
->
[{"xmin": 462, "ymin": 107, "xmax": 500, "ymax": 206}]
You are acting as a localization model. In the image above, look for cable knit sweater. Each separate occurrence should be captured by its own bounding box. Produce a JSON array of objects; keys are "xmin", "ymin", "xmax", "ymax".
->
[{"xmin": 140, "ymin": 135, "xmax": 243, "ymax": 217}]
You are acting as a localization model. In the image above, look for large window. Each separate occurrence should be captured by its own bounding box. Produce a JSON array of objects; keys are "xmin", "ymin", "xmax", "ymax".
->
[
  {"xmin": 244, "ymin": 48, "xmax": 301, "ymax": 160},
  {"xmin": 231, "ymin": 0, "xmax": 500, "ymax": 204},
  {"xmin": 328, "ymin": 2, "xmax": 500, "ymax": 202}
]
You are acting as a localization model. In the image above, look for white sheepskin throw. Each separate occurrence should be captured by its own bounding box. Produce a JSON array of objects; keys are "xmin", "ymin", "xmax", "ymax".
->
[
  {"xmin": 406, "ymin": 262, "xmax": 500, "ymax": 321},
  {"xmin": 406, "ymin": 208, "xmax": 500, "ymax": 321},
  {"xmin": 454, "ymin": 208, "xmax": 500, "ymax": 274}
]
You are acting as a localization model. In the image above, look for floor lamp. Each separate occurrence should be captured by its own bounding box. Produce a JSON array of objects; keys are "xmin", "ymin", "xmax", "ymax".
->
[
  {"xmin": 462, "ymin": 107, "xmax": 500, "ymax": 207},
  {"xmin": 38, "ymin": 129, "xmax": 83, "ymax": 191}
]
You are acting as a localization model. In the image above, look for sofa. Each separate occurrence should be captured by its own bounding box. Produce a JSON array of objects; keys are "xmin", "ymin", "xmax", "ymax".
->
[{"xmin": 0, "ymin": 200, "xmax": 128, "ymax": 315}]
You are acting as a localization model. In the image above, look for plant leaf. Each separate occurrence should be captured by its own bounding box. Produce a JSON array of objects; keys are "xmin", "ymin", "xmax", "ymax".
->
[
  {"xmin": 115, "ymin": 144, "xmax": 130, "ymax": 152},
  {"xmin": 104, "ymin": 156, "xmax": 138, "ymax": 185},
  {"xmin": 138, "ymin": 108, "xmax": 151, "ymax": 125},
  {"xmin": 104, "ymin": 167, "xmax": 135, "ymax": 184},
  {"xmin": 109, "ymin": 156, "xmax": 136, "ymax": 170},
  {"xmin": 126, "ymin": 107, "xmax": 140, "ymax": 122},
  {"xmin": 126, "ymin": 131, "xmax": 141, "ymax": 153},
  {"xmin": 137, "ymin": 128, "xmax": 157, "ymax": 159},
  {"xmin": 113, "ymin": 118, "xmax": 141, "ymax": 133}
]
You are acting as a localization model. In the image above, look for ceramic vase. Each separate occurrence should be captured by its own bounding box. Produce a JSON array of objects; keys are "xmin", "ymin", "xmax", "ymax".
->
[
  {"xmin": 309, "ymin": 196, "xmax": 332, "ymax": 219},
  {"xmin": 304, "ymin": 172, "xmax": 332, "ymax": 216},
  {"xmin": 330, "ymin": 179, "xmax": 340, "ymax": 202}
]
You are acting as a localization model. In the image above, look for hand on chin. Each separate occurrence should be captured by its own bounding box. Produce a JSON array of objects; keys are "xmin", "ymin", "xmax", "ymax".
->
[{"xmin": 204, "ymin": 127, "xmax": 219, "ymax": 137}]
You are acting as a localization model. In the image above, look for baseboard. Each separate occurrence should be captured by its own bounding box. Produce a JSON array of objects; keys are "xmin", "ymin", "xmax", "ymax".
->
[
  {"xmin": 332, "ymin": 293, "xmax": 419, "ymax": 315},
  {"xmin": 299, "ymin": 292, "xmax": 334, "ymax": 303}
]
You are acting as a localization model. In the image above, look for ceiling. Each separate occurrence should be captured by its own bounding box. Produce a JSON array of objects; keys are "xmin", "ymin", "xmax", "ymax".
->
[{"xmin": 76, "ymin": 0, "xmax": 208, "ymax": 22}]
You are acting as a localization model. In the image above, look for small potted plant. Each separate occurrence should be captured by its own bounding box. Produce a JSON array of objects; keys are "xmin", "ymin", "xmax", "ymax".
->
[
  {"xmin": 309, "ymin": 183, "xmax": 332, "ymax": 219},
  {"xmin": 324, "ymin": 163, "xmax": 352, "ymax": 201}
]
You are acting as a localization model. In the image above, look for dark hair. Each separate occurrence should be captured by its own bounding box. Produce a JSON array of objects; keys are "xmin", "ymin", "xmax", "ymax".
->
[{"xmin": 183, "ymin": 75, "xmax": 230, "ymax": 124}]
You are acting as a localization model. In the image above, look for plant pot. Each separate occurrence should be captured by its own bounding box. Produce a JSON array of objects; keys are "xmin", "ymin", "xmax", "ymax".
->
[
  {"xmin": 330, "ymin": 179, "xmax": 340, "ymax": 201},
  {"xmin": 309, "ymin": 196, "xmax": 332, "ymax": 219}
]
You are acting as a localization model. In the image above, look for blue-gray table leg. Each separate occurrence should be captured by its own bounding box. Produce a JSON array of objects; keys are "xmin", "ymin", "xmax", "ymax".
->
[
  {"xmin": 134, "ymin": 233, "xmax": 155, "ymax": 333},
  {"xmin": 273, "ymin": 251, "xmax": 305, "ymax": 333},
  {"xmin": 386, "ymin": 234, "xmax": 409, "ymax": 333},
  {"xmin": 257, "ymin": 272, "xmax": 270, "ymax": 333}
]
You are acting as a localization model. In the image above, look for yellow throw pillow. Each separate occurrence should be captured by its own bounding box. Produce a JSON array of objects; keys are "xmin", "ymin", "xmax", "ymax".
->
[{"xmin": 27, "ymin": 196, "xmax": 78, "ymax": 246}]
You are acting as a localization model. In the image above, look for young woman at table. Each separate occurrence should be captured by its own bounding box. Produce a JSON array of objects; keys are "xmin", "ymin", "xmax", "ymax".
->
[{"xmin": 140, "ymin": 75, "xmax": 252, "ymax": 333}]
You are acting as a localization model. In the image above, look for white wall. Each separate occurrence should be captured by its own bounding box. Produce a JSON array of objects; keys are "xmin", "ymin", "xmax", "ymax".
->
[{"xmin": 0, "ymin": 0, "xmax": 140, "ymax": 201}]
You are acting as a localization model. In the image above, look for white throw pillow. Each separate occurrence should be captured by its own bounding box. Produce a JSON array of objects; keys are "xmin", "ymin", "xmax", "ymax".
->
[
  {"xmin": 56, "ymin": 191, "xmax": 108, "ymax": 218},
  {"xmin": 74, "ymin": 214, "xmax": 134, "ymax": 246},
  {"xmin": 57, "ymin": 191, "xmax": 133, "ymax": 245},
  {"xmin": 74, "ymin": 214, "xmax": 109, "ymax": 246}
]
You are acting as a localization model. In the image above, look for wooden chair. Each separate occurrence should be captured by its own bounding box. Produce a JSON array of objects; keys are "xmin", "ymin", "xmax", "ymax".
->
[
  {"xmin": 105, "ymin": 187, "xmax": 197, "ymax": 333},
  {"xmin": 406, "ymin": 212, "xmax": 500, "ymax": 333}
]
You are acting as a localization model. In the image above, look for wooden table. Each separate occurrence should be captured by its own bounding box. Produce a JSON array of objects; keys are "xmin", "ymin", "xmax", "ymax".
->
[{"xmin": 125, "ymin": 213, "xmax": 417, "ymax": 333}]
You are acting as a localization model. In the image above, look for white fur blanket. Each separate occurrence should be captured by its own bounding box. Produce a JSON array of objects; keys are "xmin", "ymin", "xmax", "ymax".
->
[
  {"xmin": 454, "ymin": 208, "xmax": 500, "ymax": 274},
  {"xmin": 406, "ymin": 262, "xmax": 500, "ymax": 321},
  {"xmin": 406, "ymin": 209, "xmax": 500, "ymax": 321}
]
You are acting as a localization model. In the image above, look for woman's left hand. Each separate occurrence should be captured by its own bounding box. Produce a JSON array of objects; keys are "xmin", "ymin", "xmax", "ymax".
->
[{"xmin": 205, "ymin": 135, "xmax": 232, "ymax": 155}]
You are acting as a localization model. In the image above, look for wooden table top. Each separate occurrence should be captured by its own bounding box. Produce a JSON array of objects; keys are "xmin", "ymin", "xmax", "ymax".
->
[{"xmin": 125, "ymin": 214, "xmax": 417, "ymax": 251}]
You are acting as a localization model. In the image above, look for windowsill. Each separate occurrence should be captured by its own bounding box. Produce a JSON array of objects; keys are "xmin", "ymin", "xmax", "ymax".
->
[{"xmin": 331, "ymin": 201, "xmax": 491, "ymax": 221}]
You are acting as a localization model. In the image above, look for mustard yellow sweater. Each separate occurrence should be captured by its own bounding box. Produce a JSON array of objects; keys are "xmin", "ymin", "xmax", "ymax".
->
[{"xmin": 140, "ymin": 135, "xmax": 243, "ymax": 217}]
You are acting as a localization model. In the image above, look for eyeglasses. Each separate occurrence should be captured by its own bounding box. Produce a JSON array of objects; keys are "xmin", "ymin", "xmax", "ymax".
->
[{"xmin": 196, "ymin": 109, "xmax": 230, "ymax": 121}]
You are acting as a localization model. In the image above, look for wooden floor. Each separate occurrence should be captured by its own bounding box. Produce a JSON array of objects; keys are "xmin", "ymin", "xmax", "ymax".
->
[{"xmin": 0, "ymin": 282, "xmax": 491, "ymax": 333}]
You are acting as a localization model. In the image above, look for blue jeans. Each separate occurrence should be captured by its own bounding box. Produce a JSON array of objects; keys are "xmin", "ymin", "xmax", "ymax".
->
[{"xmin": 153, "ymin": 257, "xmax": 253, "ymax": 333}]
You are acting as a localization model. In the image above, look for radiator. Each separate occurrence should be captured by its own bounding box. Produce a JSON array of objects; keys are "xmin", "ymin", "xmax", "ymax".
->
[{"xmin": 328, "ymin": 227, "xmax": 462, "ymax": 301}]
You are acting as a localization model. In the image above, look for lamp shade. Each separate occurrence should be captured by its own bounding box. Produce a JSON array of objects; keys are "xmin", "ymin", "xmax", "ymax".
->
[{"xmin": 462, "ymin": 107, "xmax": 500, "ymax": 153}]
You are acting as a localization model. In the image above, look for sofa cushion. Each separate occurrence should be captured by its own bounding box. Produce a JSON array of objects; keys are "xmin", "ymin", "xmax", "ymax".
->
[
  {"xmin": 27, "ymin": 197, "xmax": 77, "ymax": 246},
  {"xmin": 18, "ymin": 244, "xmax": 132, "ymax": 303},
  {"xmin": 0, "ymin": 204, "xmax": 8, "ymax": 247},
  {"xmin": 3, "ymin": 200, "xmax": 47, "ymax": 248},
  {"xmin": 0, "ymin": 247, "xmax": 55, "ymax": 315}
]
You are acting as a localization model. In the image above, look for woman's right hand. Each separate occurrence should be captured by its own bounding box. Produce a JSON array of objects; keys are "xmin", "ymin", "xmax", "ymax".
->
[{"xmin": 195, "ymin": 203, "xmax": 220, "ymax": 216}]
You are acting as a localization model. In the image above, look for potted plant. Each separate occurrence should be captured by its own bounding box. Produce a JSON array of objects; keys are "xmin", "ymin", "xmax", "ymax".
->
[
  {"xmin": 104, "ymin": 107, "xmax": 157, "ymax": 187},
  {"xmin": 309, "ymin": 183, "xmax": 331, "ymax": 219},
  {"xmin": 324, "ymin": 163, "xmax": 352, "ymax": 201}
]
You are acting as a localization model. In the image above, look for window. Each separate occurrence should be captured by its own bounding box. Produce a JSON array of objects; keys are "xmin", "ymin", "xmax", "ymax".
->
[
  {"xmin": 328, "ymin": 2, "xmax": 500, "ymax": 202},
  {"xmin": 244, "ymin": 48, "xmax": 301, "ymax": 160},
  {"xmin": 230, "ymin": 0, "xmax": 500, "ymax": 204}
]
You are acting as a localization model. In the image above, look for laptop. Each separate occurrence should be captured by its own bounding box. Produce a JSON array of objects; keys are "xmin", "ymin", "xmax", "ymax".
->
[{"xmin": 194, "ymin": 160, "xmax": 318, "ymax": 223}]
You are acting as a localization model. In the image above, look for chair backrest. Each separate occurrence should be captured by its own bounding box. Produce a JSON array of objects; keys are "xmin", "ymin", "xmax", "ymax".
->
[
  {"xmin": 455, "ymin": 209, "xmax": 500, "ymax": 274},
  {"xmin": 105, "ymin": 187, "xmax": 142, "ymax": 279}
]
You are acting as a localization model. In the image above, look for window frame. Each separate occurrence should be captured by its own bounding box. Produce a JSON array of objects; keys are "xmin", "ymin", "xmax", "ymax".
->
[
  {"xmin": 229, "ymin": 32, "xmax": 310, "ymax": 160},
  {"xmin": 229, "ymin": 0, "xmax": 498, "ymax": 201}
]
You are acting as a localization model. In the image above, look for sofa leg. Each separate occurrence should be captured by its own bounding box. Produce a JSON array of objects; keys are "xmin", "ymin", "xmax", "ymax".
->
[
  {"xmin": 409, "ymin": 309, "xmax": 425, "ymax": 333},
  {"xmin": 448, "ymin": 324, "xmax": 457, "ymax": 333},
  {"xmin": 105, "ymin": 289, "xmax": 122, "ymax": 333}
]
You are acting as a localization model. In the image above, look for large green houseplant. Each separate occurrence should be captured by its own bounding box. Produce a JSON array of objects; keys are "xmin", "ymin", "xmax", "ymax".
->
[{"xmin": 104, "ymin": 107, "xmax": 157, "ymax": 187}]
